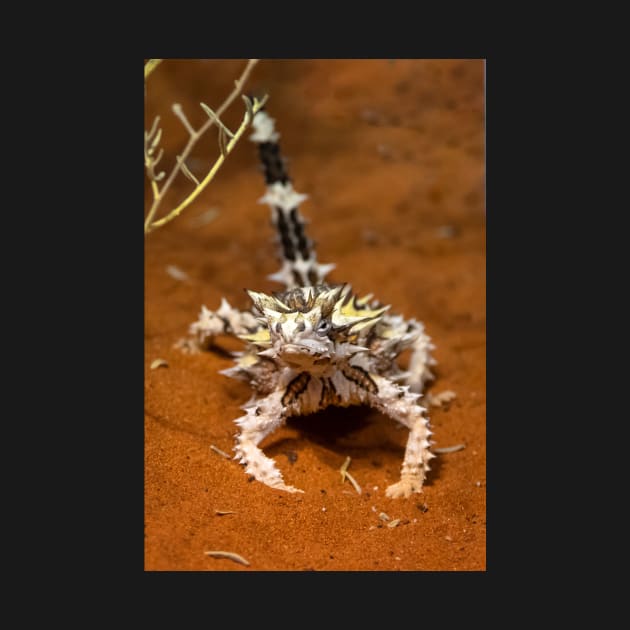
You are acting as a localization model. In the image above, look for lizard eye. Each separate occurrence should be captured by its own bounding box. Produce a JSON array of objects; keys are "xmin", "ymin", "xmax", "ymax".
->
[{"xmin": 316, "ymin": 319, "xmax": 330, "ymax": 336}]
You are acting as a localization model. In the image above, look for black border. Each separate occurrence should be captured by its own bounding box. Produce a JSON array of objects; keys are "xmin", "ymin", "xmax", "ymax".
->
[{"xmin": 50, "ymin": 49, "xmax": 564, "ymax": 603}]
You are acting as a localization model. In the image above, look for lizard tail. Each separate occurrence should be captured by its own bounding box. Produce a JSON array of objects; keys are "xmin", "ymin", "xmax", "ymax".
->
[{"xmin": 249, "ymin": 108, "xmax": 335, "ymax": 288}]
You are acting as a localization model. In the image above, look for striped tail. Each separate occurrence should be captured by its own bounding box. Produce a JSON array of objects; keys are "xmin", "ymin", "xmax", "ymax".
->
[{"xmin": 249, "ymin": 109, "xmax": 335, "ymax": 289}]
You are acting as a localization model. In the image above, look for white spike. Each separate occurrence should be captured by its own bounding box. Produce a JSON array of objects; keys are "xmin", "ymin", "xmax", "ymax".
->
[
  {"xmin": 259, "ymin": 182, "xmax": 308, "ymax": 212},
  {"xmin": 316, "ymin": 262, "xmax": 336, "ymax": 278},
  {"xmin": 257, "ymin": 348, "xmax": 276, "ymax": 357},
  {"xmin": 267, "ymin": 270, "xmax": 288, "ymax": 284},
  {"xmin": 344, "ymin": 344, "xmax": 369, "ymax": 353},
  {"xmin": 250, "ymin": 110, "xmax": 279, "ymax": 143}
]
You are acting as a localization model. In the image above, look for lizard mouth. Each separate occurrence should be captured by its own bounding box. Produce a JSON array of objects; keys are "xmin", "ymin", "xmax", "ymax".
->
[
  {"xmin": 282, "ymin": 343, "xmax": 328, "ymax": 356},
  {"xmin": 280, "ymin": 343, "xmax": 330, "ymax": 366}
]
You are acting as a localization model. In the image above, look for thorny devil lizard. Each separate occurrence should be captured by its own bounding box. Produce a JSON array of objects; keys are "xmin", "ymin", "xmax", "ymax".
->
[{"xmin": 179, "ymin": 108, "xmax": 454, "ymax": 498}]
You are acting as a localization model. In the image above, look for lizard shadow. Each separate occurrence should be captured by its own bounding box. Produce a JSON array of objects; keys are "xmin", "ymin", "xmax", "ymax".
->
[{"xmin": 265, "ymin": 404, "xmax": 443, "ymax": 486}]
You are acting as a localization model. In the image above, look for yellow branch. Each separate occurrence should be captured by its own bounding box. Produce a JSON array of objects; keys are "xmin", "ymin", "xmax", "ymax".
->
[
  {"xmin": 147, "ymin": 96, "xmax": 267, "ymax": 232},
  {"xmin": 144, "ymin": 59, "xmax": 260, "ymax": 235},
  {"xmin": 144, "ymin": 59, "xmax": 163, "ymax": 80}
]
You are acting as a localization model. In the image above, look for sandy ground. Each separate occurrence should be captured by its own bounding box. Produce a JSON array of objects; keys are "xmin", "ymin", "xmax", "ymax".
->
[{"xmin": 144, "ymin": 59, "xmax": 485, "ymax": 571}]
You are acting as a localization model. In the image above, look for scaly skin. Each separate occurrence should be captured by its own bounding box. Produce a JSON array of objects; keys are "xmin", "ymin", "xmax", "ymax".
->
[{"xmin": 180, "ymin": 109, "xmax": 451, "ymax": 497}]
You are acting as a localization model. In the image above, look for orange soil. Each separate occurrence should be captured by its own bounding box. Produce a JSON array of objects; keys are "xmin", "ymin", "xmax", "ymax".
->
[{"xmin": 144, "ymin": 59, "xmax": 485, "ymax": 571}]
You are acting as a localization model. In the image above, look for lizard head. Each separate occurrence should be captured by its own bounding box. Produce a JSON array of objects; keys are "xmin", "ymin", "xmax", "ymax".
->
[{"xmin": 239, "ymin": 284, "xmax": 389, "ymax": 368}]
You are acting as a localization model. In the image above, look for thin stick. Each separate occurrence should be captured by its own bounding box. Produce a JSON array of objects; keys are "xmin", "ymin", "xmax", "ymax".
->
[
  {"xmin": 204, "ymin": 550, "xmax": 250, "ymax": 566},
  {"xmin": 152, "ymin": 148, "xmax": 164, "ymax": 169},
  {"xmin": 433, "ymin": 444, "xmax": 466, "ymax": 454},
  {"xmin": 146, "ymin": 116, "xmax": 160, "ymax": 141},
  {"xmin": 144, "ymin": 59, "xmax": 260, "ymax": 234},
  {"xmin": 172, "ymin": 103, "xmax": 197, "ymax": 136},
  {"xmin": 344, "ymin": 470, "xmax": 362, "ymax": 495},
  {"xmin": 150, "ymin": 128, "xmax": 163, "ymax": 150},
  {"xmin": 210, "ymin": 444, "xmax": 231, "ymax": 459},
  {"xmin": 339, "ymin": 456, "xmax": 362, "ymax": 494},
  {"xmin": 340, "ymin": 456, "xmax": 351, "ymax": 482},
  {"xmin": 149, "ymin": 179, "xmax": 159, "ymax": 200},
  {"xmin": 177, "ymin": 156, "xmax": 200, "ymax": 186},
  {"xmin": 200, "ymin": 102, "xmax": 235, "ymax": 139}
]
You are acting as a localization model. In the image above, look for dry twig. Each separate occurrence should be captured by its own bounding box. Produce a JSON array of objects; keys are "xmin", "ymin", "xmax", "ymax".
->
[
  {"xmin": 144, "ymin": 59, "xmax": 264, "ymax": 234},
  {"xmin": 433, "ymin": 444, "xmax": 466, "ymax": 454},
  {"xmin": 144, "ymin": 59, "xmax": 163, "ymax": 80},
  {"xmin": 210, "ymin": 444, "xmax": 232, "ymax": 459},
  {"xmin": 204, "ymin": 550, "xmax": 250, "ymax": 566},
  {"xmin": 165, "ymin": 265, "xmax": 190, "ymax": 282},
  {"xmin": 339, "ymin": 456, "xmax": 362, "ymax": 495}
]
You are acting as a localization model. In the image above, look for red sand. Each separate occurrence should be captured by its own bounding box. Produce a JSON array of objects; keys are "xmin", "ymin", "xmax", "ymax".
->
[{"xmin": 144, "ymin": 59, "xmax": 485, "ymax": 571}]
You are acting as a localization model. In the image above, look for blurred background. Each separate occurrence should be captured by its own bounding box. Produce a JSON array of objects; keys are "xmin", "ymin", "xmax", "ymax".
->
[{"xmin": 144, "ymin": 59, "xmax": 486, "ymax": 571}]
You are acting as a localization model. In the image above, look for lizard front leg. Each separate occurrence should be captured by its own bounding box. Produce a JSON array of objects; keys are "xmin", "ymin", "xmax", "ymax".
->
[
  {"xmin": 369, "ymin": 375, "xmax": 435, "ymax": 499},
  {"xmin": 176, "ymin": 298, "xmax": 260, "ymax": 353},
  {"xmin": 233, "ymin": 390, "xmax": 303, "ymax": 494}
]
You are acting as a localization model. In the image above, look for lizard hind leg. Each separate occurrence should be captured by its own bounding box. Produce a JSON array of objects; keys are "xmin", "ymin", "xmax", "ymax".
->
[
  {"xmin": 369, "ymin": 376, "xmax": 435, "ymax": 499},
  {"xmin": 406, "ymin": 320, "xmax": 437, "ymax": 393},
  {"xmin": 233, "ymin": 392, "xmax": 304, "ymax": 494},
  {"xmin": 176, "ymin": 298, "xmax": 260, "ymax": 354}
]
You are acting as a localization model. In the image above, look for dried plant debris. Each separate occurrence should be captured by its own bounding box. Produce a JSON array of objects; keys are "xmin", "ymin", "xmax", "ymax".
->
[
  {"xmin": 144, "ymin": 60, "xmax": 263, "ymax": 235},
  {"xmin": 165, "ymin": 265, "xmax": 190, "ymax": 282},
  {"xmin": 150, "ymin": 359, "xmax": 169, "ymax": 370},
  {"xmin": 210, "ymin": 444, "xmax": 232, "ymax": 459},
  {"xmin": 204, "ymin": 550, "xmax": 250, "ymax": 566},
  {"xmin": 427, "ymin": 390, "xmax": 457, "ymax": 408},
  {"xmin": 189, "ymin": 207, "xmax": 219, "ymax": 227},
  {"xmin": 339, "ymin": 456, "xmax": 362, "ymax": 495},
  {"xmin": 339, "ymin": 456, "xmax": 351, "ymax": 481},
  {"xmin": 433, "ymin": 443, "xmax": 466, "ymax": 454}
]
